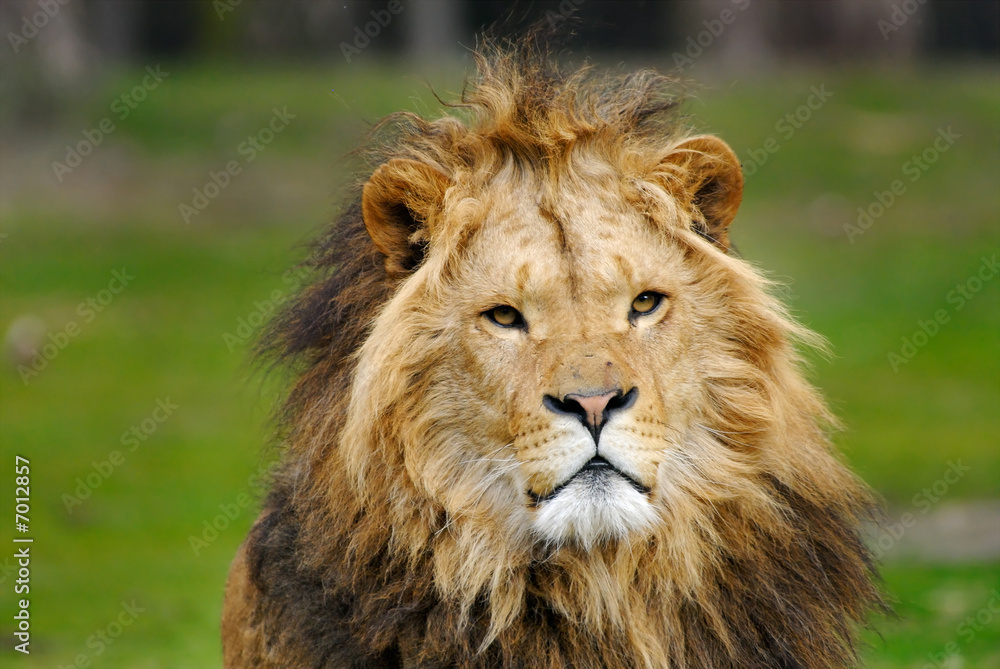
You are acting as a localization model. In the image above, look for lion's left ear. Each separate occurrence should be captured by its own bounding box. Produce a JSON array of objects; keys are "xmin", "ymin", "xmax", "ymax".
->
[
  {"xmin": 361, "ymin": 158, "xmax": 451, "ymax": 277},
  {"xmin": 653, "ymin": 135, "xmax": 743, "ymax": 251}
]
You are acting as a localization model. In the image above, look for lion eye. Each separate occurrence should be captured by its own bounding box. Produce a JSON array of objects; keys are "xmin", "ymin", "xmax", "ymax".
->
[
  {"xmin": 485, "ymin": 305, "xmax": 525, "ymax": 328},
  {"xmin": 630, "ymin": 292, "xmax": 663, "ymax": 317}
]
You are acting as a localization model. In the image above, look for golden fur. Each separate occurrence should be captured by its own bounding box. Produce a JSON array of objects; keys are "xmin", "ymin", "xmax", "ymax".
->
[{"xmin": 222, "ymin": 34, "xmax": 882, "ymax": 668}]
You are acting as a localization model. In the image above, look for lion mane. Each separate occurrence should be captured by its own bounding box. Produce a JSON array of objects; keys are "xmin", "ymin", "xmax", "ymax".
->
[{"xmin": 222, "ymin": 35, "xmax": 883, "ymax": 669}]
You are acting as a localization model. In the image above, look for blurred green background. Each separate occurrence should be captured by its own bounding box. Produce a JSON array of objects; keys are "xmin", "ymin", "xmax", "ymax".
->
[{"xmin": 0, "ymin": 1, "xmax": 998, "ymax": 667}]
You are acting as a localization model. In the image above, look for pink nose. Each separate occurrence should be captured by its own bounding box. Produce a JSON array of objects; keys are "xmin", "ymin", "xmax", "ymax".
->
[
  {"xmin": 565, "ymin": 391, "xmax": 619, "ymax": 429},
  {"xmin": 542, "ymin": 388, "xmax": 638, "ymax": 444}
]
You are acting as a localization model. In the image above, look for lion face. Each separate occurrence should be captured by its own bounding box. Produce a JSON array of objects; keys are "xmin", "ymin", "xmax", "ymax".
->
[
  {"xmin": 352, "ymin": 136, "xmax": 747, "ymax": 551},
  {"xmin": 452, "ymin": 176, "xmax": 698, "ymax": 548}
]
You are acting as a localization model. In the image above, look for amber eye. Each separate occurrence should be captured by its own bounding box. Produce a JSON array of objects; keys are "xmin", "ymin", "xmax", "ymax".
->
[
  {"xmin": 630, "ymin": 292, "xmax": 663, "ymax": 317},
  {"xmin": 485, "ymin": 305, "xmax": 525, "ymax": 328}
]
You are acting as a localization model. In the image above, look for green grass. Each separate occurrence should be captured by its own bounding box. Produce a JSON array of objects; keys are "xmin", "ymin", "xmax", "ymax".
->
[
  {"xmin": 0, "ymin": 60, "xmax": 997, "ymax": 667},
  {"xmin": 865, "ymin": 563, "xmax": 1000, "ymax": 668}
]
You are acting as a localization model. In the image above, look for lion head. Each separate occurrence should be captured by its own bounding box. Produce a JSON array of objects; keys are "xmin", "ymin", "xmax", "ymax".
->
[
  {"xmin": 226, "ymin": 36, "xmax": 883, "ymax": 669},
  {"xmin": 353, "ymin": 127, "xmax": 751, "ymax": 555}
]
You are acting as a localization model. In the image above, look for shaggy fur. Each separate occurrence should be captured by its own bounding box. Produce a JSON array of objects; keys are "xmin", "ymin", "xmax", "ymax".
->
[{"xmin": 222, "ymin": 34, "xmax": 883, "ymax": 669}]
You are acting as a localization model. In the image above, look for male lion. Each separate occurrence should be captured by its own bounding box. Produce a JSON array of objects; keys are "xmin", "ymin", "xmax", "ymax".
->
[{"xmin": 222, "ymin": 37, "xmax": 883, "ymax": 668}]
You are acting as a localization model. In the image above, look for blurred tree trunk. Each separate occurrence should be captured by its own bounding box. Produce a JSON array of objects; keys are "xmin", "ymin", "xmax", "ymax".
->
[
  {"xmin": 715, "ymin": 0, "xmax": 778, "ymax": 72},
  {"xmin": 679, "ymin": 0, "xmax": 921, "ymax": 73},
  {"xmin": 91, "ymin": 0, "xmax": 140, "ymax": 61},
  {"xmin": 0, "ymin": 0, "xmax": 95, "ymax": 130},
  {"xmin": 406, "ymin": 0, "xmax": 462, "ymax": 63}
]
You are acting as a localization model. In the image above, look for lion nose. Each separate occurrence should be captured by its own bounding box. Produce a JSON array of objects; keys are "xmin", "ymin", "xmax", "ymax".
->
[{"xmin": 543, "ymin": 388, "xmax": 638, "ymax": 443}]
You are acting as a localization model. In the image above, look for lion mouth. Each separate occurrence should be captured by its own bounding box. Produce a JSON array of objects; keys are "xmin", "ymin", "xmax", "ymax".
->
[{"xmin": 528, "ymin": 456, "xmax": 650, "ymax": 505}]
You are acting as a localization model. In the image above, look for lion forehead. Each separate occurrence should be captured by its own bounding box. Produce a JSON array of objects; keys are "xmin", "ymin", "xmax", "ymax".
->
[{"xmin": 449, "ymin": 173, "xmax": 679, "ymax": 308}]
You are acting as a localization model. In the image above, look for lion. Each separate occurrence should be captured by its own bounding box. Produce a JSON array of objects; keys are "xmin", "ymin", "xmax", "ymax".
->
[{"xmin": 222, "ymin": 35, "xmax": 883, "ymax": 669}]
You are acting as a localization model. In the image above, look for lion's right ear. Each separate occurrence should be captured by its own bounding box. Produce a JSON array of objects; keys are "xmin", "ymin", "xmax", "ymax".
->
[
  {"xmin": 651, "ymin": 135, "xmax": 743, "ymax": 251},
  {"xmin": 361, "ymin": 158, "xmax": 450, "ymax": 277}
]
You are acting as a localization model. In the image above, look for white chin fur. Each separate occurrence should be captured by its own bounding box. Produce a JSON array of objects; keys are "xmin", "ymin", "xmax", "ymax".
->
[{"xmin": 531, "ymin": 471, "xmax": 657, "ymax": 549}]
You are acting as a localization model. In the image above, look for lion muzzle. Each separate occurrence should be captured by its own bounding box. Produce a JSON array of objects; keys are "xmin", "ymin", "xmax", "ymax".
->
[{"xmin": 542, "ymin": 387, "xmax": 638, "ymax": 444}]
